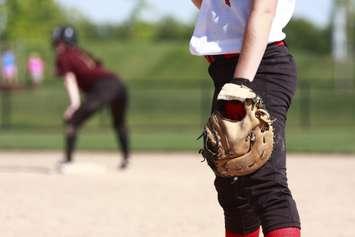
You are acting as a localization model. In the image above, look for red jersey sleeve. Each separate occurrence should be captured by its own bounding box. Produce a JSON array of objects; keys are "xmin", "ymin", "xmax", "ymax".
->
[{"xmin": 56, "ymin": 54, "xmax": 72, "ymax": 77}]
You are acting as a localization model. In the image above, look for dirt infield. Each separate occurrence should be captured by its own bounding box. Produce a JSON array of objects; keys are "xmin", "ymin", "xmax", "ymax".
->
[{"xmin": 0, "ymin": 152, "xmax": 354, "ymax": 237}]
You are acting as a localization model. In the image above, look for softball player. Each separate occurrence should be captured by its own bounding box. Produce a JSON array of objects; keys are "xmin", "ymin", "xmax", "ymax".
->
[
  {"xmin": 190, "ymin": 1, "xmax": 301, "ymax": 236},
  {"xmin": 52, "ymin": 26, "xmax": 130, "ymax": 169}
]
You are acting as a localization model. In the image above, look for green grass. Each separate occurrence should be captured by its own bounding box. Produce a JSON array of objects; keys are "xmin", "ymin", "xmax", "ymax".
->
[
  {"xmin": 287, "ymin": 127, "xmax": 355, "ymax": 153},
  {"xmin": 17, "ymin": 40, "xmax": 342, "ymax": 83},
  {"xmin": 85, "ymin": 41, "xmax": 208, "ymax": 81},
  {"xmin": 0, "ymin": 127, "xmax": 354, "ymax": 153},
  {"xmin": 1, "ymin": 40, "xmax": 355, "ymax": 152},
  {"xmin": 0, "ymin": 130, "xmax": 201, "ymax": 151}
]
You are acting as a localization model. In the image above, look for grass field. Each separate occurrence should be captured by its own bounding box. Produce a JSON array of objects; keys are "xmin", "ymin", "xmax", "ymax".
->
[
  {"xmin": 1, "ymin": 40, "xmax": 354, "ymax": 152},
  {"xmin": 1, "ymin": 81, "xmax": 354, "ymax": 152},
  {"xmin": 12, "ymin": 40, "xmax": 342, "ymax": 83},
  {"xmin": 0, "ymin": 126, "xmax": 354, "ymax": 153},
  {"xmin": 0, "ymin": 152, "xmax": 354, "ymax": 237}
]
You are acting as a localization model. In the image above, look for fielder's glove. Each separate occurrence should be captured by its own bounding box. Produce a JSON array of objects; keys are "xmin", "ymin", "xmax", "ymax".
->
[{"xmin": 199, "ymin": 78, "xmax": 274, "ymax": 177}]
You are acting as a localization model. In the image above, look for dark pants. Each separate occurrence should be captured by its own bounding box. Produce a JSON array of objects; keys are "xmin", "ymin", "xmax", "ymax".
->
[
  {"xmin": 208, "ymin": 43, "xmax": 300, "ymax": 234},
  {"xmin": 65, "ymin": 77, "xmax": 129, "ymax": 162}
]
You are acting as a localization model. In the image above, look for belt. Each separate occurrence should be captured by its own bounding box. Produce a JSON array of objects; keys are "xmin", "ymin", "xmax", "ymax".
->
[{"xmin": 205, "ymin": 40, "xmax": 286, "ymax": 64}]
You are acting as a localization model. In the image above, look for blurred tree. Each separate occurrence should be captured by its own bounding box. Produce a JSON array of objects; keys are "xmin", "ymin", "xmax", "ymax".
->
[
  {"xmin": 0, "ymin": 0, "xmax": 6, "ymax": 41},
  {"xmin": 110, "ymin": 23, "xmax": 132, "ymax": 40},
  {"xmin": 4, "ymin": 0, "xmax": 66, "ymax": 41},
  {"xmin": 76, "ymin": 20, "xmax": 100, "ymax": 40},
  {"xmin": 126, "ymin": 0, "xmax": 156, "ymax": 41},
  {"xmin": 87, "ymin": 23, "xmax": 132, "ymax": 41},
  {"xmin": 285, "ymin": 18, "xmax": 331, "ymax": 54},
  {"xmin": 129, "ymin": 0, "xmax": 149, "ymax": 24},
  {"xmin": 130, "ymin": 21, "xmax": 156, "ymax": 41},
  {"xmin": 154, "ymin": 17, "xmax": 194, "ymax": 42},
  {"xmin": 0, "ymin": 0, "xmax": 336, "ymax": 56},
  {"xmin": 152, "ymin": 16, "xmax": 332, "ymax": 47}
]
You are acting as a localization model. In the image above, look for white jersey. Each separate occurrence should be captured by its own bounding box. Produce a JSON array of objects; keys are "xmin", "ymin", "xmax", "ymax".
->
[{"xmin": 190, "ymin": 0, "xmax": 295, "ymax": 56}]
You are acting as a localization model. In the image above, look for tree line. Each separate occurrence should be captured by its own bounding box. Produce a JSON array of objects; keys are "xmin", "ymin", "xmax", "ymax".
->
[{"xmin": 0, "ymin": 0, "xmax": 335, "ymax": 55}]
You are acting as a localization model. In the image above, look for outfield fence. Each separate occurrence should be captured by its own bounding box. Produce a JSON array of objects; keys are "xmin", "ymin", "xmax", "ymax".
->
[{"xmin": 0, "ymin": 79, "xmax": 354, "ymax": 132}]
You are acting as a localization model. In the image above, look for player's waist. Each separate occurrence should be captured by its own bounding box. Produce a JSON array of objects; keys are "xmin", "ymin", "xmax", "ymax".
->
[{"xmin": 205, "ymin": 41, "xmax": 286, "ymax": 64}]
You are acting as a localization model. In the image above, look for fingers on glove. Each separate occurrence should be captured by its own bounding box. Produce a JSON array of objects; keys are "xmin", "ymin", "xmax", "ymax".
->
[
  {"xmin": 256, "ymin": 109, "xmax": 272, "ymax": 125},
  {"xmin": 243, "ymin": 101, "xmax": 260, "ymax": 129},
  {"xmin": 253, "ymin": 127, "xmax": 263, "ymax": 146},
  {"xmin": 253, "ymin": 126, "xmax": 273, "ymax": 159}
]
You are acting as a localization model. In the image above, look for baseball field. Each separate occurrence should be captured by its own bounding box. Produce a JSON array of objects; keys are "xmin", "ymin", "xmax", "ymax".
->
[
  {"xmin": 0, "ymin": 151, "xmax": 354, "ymax": 237},
  {"xmin": 1, "ymin": 1, "xmax": 355, "ymax": 237}
]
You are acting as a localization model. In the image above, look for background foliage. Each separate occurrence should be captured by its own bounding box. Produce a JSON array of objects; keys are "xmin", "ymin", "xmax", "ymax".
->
[{"xmin": 0, "ymin": 0, "xmax": 334, "ymax": 50}]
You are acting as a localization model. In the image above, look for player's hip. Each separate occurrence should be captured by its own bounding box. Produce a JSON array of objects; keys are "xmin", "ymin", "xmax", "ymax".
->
[
  {"xmin": 87, "ymin": 76, "xmax": 126, "ymax": 98},
  {"xmin": 208, "ymin": 44, "xmax": 297, "ymax": 118}
]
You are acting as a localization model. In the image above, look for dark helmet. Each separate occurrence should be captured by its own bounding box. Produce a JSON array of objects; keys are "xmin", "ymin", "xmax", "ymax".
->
[{"xmin": 52, "ymin": 26, "xmax": 78, "ymax": 46}]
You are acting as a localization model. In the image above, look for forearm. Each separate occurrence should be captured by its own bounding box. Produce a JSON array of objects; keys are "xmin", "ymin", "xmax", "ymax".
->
[
  {"xmin": 191, "ymin": 0, "xmax": 202, "ymax": 9},
  {"xmin": 234, "ymin": 0, "xmax": 277, "ymax": 80},
  {"xmin": 63, "ymin": 72, "xmax": 80, "ymax": 108}
]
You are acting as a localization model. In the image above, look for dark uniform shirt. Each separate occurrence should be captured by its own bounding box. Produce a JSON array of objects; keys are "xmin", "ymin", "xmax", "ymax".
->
[{"xmin": 55, "ymin": 46, "xmax": 115, "ymax": 92}]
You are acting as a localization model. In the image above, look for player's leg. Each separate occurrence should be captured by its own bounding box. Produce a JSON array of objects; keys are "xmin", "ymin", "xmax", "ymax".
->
[
  {"xmin": 209, "ymin": 60, "xmax": 261, "ymax": 236},
  {"xmin": 214, "ymin": 177, "xmax": 261, "ymax": 236},
  {"xmin": 63, "ymin": 83, "xmax": 110, "ymax": 163},
  {"xmin": 110, "ymin": 82, "xmax": 130, "ymax": 169},
  {"xmin": 247, "ymin": 44, "xmax": 300, "ymax": 236},
  {"xmin": 63, "ymin": 123, "xmax": 77, "ymax": 163},
  {"xmin": 265, "ymin": 227, "xmax": 300, "ymax": 237},
  {"xmin": 226, "ymin": 228, "xmax": 260, "ymax": 237},
  {"xmin": 63, "ymin": 101, "xmax": 100, "ymax": 163},
  {"xmin": 208, "ymin": 44, "xmax": 300, "ymax": 236},
  {"xmin": 244, "ymin": 117, "xmax": 300, "ymax": 236},
  {"xmin": 208, "ymin": 59, "xmax": 236, "ymax": 112}
]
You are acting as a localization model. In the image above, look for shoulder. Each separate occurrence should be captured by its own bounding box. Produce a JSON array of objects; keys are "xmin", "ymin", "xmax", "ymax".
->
[{"xmin": 56, "ymin": 47, "xmax": 80, "ymax": 65}]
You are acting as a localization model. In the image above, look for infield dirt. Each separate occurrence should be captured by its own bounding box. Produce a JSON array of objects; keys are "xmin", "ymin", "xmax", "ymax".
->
[{"xmin": 0, "ymin": 152, "xmax": 354, "ymax": 237}]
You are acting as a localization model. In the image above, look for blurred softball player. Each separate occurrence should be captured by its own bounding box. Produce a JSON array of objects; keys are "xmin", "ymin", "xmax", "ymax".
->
[
  {"xmin": 52, "ymin": 26, "xmax": 130, "ymax": 170},
  {"xmin": 190, "ymin": 1, "xmax": 301, "ymax": 236}
]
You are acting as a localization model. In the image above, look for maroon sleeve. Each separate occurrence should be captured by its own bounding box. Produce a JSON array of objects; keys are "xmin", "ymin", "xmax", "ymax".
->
[{"xmin": 56, "ymin": 53, "xmax": 72, "ymax": 77}]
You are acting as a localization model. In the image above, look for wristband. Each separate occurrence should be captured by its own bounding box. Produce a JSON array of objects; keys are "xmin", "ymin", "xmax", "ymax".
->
[{"xmin": 230, "ymin": 77, "xmax": 251, "ymax": 87}]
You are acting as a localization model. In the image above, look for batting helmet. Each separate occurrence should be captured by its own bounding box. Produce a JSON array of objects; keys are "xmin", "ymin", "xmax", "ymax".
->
[{"xmin": 52, "ymin": 26, "xmax": 78, "ymax": 46}]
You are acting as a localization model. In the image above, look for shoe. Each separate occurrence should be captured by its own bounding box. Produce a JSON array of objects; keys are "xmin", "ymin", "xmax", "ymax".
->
[
  {"xmin": 119, "ymin": 159, "xmax": 129, "ymax": 170},
  {"xmin": 55, "ymin": 159, "xmax": 72, "ymax": 173}
]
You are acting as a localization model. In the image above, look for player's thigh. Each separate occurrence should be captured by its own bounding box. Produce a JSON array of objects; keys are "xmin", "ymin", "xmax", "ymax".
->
[
  {"xmin": 253, "ymin": 46, "xmax": 297, "ymax": 119},
  {"xmin": 69, "ymin": 86, "xmax": 110, "ymax": 127},
  {"xmin": 69, "ymin": 100, "xmax": 101, "ymax": 128},
  {"xmin": 208, "ymin": 59, "xmax": 236, "ymax": 112}
]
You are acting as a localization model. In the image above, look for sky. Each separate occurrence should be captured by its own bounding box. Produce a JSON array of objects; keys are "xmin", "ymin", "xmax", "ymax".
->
[{"xmin": 57, "ymin": 0, "xmax": 333, "ymax": 27}]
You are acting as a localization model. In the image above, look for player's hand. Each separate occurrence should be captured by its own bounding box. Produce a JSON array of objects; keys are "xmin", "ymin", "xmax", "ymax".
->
[
  {"xmin": 217, "ymin": 78, "xmax": 256, "ymax": 102},
  {"xmin": 64, "ymin": 105, "xmax": 79, "ymax": 121}
]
